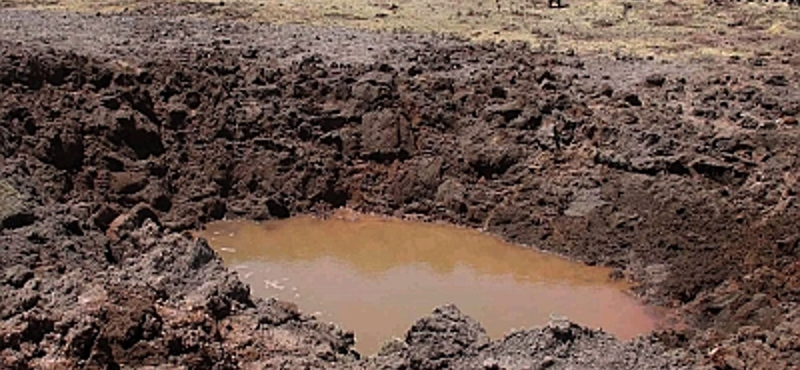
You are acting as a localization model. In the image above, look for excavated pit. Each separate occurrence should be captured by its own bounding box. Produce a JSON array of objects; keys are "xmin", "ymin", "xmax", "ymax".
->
[{"xmin": 1, "ymin": 7, "xmax": 799, "ymax": 369}]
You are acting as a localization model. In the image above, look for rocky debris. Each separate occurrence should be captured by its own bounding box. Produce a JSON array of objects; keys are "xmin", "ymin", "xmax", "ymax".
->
[
  {"xmin": 487, "ymin": 102, "xmax": 524, "ymax": 123},
  {"xmin": 33, "ymin": 126, "xmax": 84, "ymax": 171},
  {"xmin": 109, "ymin": 172, "xmax": 149, "ymax": 195},
  {"xmin": 563, "ymin": 188, "xmax": 607, "ymax": 217},
  {"xmin": 0, "ymin": 7, "xmax": 798, "ymax": 369},
  {"xmin": 356, "ymin": 307, "xmax": 680, "ymax": 370},
  {"xmin": 2, "ymin": 265, "xmax": 33, "ymax": 289},
  {"xmin": 645, "ymin": 74, "xmax": 667, "ymax": 87},
  {"xmin": 106, "ymin": 203, "xmax": 160, "ymax": 240},
  {"xmin": 0, "ymin": 220, "xmax": 358, "ymax": 369},
  {"xmin": 0, "ymin": 181, "xmax": 33, "ymax": 230},
  {"xmin": 359, "ymin": 109, "xmax": 414, "ymax": 161},
  {"xmin": 354, "ymin": 305, "xmax": 490, "ymax": 369},
  {"xmin": 436, "ymin": 179, "xmax": 468, "ymax": 214},
  {"xmin": 111, "ymin": 109, "xmax": 165, "ymax": 159},
  {"xmin": 402, "ymin": 305, "xmax": 490, "ymax": 369}
]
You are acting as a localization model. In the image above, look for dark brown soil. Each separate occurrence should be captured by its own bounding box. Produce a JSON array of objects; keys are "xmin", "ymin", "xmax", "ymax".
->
[{"xmin": 1, "ymin": 6, "xmax": 799, "ymax": 370}]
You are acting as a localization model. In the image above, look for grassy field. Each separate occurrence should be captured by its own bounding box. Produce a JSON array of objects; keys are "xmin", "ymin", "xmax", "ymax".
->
[{"xmin": 4, "ymin": 0, "xmax": 800, "ymax": 60}]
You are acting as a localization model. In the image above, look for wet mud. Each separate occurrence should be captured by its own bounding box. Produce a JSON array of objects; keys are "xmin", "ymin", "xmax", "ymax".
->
[{"xmin": 1, "ymin": 6, "xmax": 799, "ymax": 369}]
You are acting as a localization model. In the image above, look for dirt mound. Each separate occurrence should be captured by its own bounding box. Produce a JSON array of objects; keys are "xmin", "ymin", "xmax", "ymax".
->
[
  {"xmin": 1, "ymin": 9, "xmax": 799, "ymax": 369},
  {"xmin": 354, "ymin": 305, "xmax": 678, "ymax": 370}
]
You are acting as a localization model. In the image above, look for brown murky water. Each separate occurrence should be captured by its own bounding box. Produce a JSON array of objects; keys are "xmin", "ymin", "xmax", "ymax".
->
[{"xmin": 199, "ymin": 211, "xmax": 660, "ymax": 354}]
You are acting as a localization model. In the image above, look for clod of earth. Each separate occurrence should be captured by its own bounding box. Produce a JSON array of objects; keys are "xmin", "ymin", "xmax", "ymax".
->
[{"xmin": 0, "ymin": 181, "xmax": 34, "ymax": 230}]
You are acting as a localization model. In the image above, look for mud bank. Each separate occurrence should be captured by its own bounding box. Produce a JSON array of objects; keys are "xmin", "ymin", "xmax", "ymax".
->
[{"xmin": 1, "ymin": 8, "xmax": 799, "ymax": 369}]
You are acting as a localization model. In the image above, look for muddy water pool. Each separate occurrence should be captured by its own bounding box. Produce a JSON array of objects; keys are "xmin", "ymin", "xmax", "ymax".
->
[{"xmin": 198, "ymin": 211, "xmax": 660, "ymax": 354}]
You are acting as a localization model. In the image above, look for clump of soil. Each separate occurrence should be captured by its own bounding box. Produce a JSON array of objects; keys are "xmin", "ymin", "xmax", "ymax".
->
[{"xmin": 1, "ymin": 8, "xmax": 799, "ymax": 369}]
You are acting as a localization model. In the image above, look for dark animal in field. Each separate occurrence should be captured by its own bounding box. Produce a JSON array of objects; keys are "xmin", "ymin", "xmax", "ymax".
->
[{"xmin": 495, "ymin": 0, "xmax": 565, "ymax": 10}]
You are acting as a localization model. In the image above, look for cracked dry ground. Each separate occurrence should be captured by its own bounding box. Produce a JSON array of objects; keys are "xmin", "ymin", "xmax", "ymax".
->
[{"xmin": 1, "ymin": 7, "xmax": 800, "ymax": 370}]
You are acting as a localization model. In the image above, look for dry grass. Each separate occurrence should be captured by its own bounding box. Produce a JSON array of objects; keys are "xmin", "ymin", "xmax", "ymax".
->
[{"xmin": 5, "ymin": 0, "xmax": 800, "ymax": 60}]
